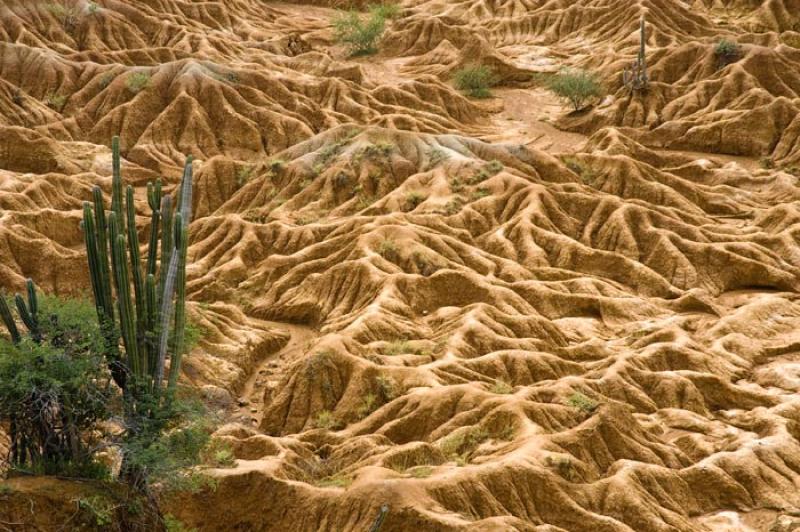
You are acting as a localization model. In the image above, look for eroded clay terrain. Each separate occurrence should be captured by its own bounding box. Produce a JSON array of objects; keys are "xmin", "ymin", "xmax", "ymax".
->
[{"xmin": 2, "ymin": 0, "xmax": 800, "ymax": 530}]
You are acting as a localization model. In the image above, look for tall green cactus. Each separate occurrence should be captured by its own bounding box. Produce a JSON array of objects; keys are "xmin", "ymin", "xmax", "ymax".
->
[
  {"xmin": 0, "ymin": 279, "xmax": 40, "ymax": 344},
  {"xmin": 81, "ymin": 136, "xmax": 193, "ymax": 402},
  {"xmin": 638, "ymin": 15, "xmax": 647, "ymax": 85}
]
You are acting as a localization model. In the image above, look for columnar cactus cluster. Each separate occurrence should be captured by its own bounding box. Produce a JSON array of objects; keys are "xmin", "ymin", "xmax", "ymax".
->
[
  {"xmin": 623, "ymin": 16, "xmax": 649, "ymax": 92},
  {"xmin": 81, "ymin": 136, "xmax": 192, "ymax": 401}
]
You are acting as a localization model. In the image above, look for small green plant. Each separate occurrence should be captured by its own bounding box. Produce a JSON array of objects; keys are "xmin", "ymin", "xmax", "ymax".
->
[
  {"xmin": 164, "ymin": 514, "xmax": 198, "ymax": 532},
  {"xmin": 333, "ymin": 10, "xmax": 386, "ymax": 56},
  {"xmin": 205, "ymin": 440, "xmax": 236, "ymax": 468},
  {"xmin": 759, "ymin": 157, "xmax": 776, "ymax": 170},
  {"xmin": 376, "ymin": 237, "xmax": 398, "ymax": 259},
  {"xmin": 376, "ymin": 374, "xmax": 399, "ymax": 402},
  {"xmin": 408, "ymin": 466, "xmax": 433, "ymax": 478},
  {"xmin": 88, "ymin": 1, "xmax": 99, "ymax": 14},
  {"xmin": 439, "ymin": 426, "xmax": 490, "ymax": 466},
  {"xmin": 369, "ymin": 2, "xmax": 400, "ymax": 19},
  {"xmin": 490, "ymin": 380, "xmax": 513, "ymax": 394},
  {"xmin": 562, "ymin": 156, "xmax": 597, "ymax": 184},
  {"xmin": 384, "ymin": 339, "xmax": 412, "ymax": 356},
  {"xmin": 76, "ymin": 495, "xmax": 115, "ymax": 527},
  {"xmin": 782, "ymin": 33, "xmax": 800, "ymax": 49},
  {"xmin": 0, "ymin": 484, "xmax": 13, "ymax": 496},
  {"xmin": 545, "ymin": 455, "xmax": 576, "ymax": 481},
  {"xmin": 236, "ymin": 165, "xmax": 253, "ymax": 187},
  {"xmin": 565, "ymin": 391, "xmax": 598, "ymax": 414},
  {"xmin": 715, "ymin": 39, "xmax": 741, "ymax": 67},
  {"xmin": 45, "ymin": 93, "xmax": 67, "ymax": 112},
  {"xmin": 471, "ymin": 187, "xmax": 490, "ymax": 200},
  {"xmin": 126, "ymin": 71, "xmax": 151, "ymax": 94},
  {"xmin": 404, "ymin": 190, "xmax": 426, "ymax": 210},
  {"xmin": 315, "ymin": 474, "xmax": 352, "ymax": 488},
  {"xmin": 453, "ymin": 65, "xmax": 496, "ymax": 98},
  {"xmin": 425, "ymin": 147, "xmax": 450, "ymax": 171},
  {"xmin": 268, "ymin": 159, "xmax": 286, "ymax": 173},
  {"xmin": 545, "ymin": 68, "xmax": 603, "ymax": 111},
  {"xmin": 314, "ymin": 410, "xmax": 341, "ymax": 430},
  {"xmin": 444, "ymin": 198, "xmax": 463, "ymax": 215},
  {"xmin": 467, "ymin": 160, "xmax": 503, "ymax": 185},
  {"xmin": 357, "ymin": 393, "xmax": 379, "ymax": 419}
]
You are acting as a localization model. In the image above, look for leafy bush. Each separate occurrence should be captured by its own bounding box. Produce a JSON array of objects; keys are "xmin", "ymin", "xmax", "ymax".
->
[
  {"xmin": 45, "ymin": 93, "xmax": 67, "ymax": 112},
  {"xmin": 333, "ymin": 10, "xmax": 386, "ymax": 56},
  {"xmin": 453, "ymin": 65, "xmax": 496, "ymax": 98},
  {"xmin": 126, "ymin": 72, "xmax": 151, "ymax": 94},
  {"xmin": 0, "ymin": 294, "xmax": 112, "ymax": 476},
  {"xmin": 565, "ymin": 391, "xmax": 598, "ymax": 413},
  {"xmin": 714, "ymin": 39, "xmax": 740, "ymax": 67},
  {"xmin": 545, "ymin": 69, "xmax": 603, "ymax": 111}
]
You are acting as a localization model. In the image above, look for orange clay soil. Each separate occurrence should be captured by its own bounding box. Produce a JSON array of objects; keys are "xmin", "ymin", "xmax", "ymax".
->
[{"xmin": 2, "ymin": 0, "xmax": 800, "ymax": 531}]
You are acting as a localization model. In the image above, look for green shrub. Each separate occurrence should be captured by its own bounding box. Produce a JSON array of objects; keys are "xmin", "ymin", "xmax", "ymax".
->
[
  {"xmin": 545, "ymin": 69, "xmax": 603, "ymax": 111},
  {"xmin": 376, "ymin": 237, "xmax": 398, "ymax": 259},
  {"xmin": 490, "ymin": 380, "xmax": 513, "ymax": 394},
  {"xmin": 565, "ymin": 391, "xmax": 598, "ymax": 414},
  {"xmin": 453, "ymin": 65, "xmax": 495, "ymax": 98},
  {"xmin": 45, "ymin": 93, "xmax": 67, "ymax": 112},
  {"xmin": 76, "ymin": 495, "xmax": 116, "ymax": 527},
  {"xmin": 0, "ymin": 294, "xmax": 112, "ymax": 477},
  {"xmin": 369, "ymin": 2, "xmax": 400, "ymax": 19},
  {"xmin": 314, "ymin": 410, "xmax": 341, "ymax": 430},
  {"xmin": 126, "ymin": 72, "xmax": 151, "ymax": 94},
  {"xmin": 333, "ymin": 10, "xmax": 386, "ymax": 56},
  {"xmin": 715, "ymin": 39, "xmax": 740, "ymax": 67},
  {"xmin": 404, "ymin": 190, "xmax": 426, "ymax": 210}
]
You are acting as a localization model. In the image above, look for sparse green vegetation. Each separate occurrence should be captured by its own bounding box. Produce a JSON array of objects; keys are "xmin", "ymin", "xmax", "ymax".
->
[
  {"xmin": 164, "ymin": 514, "xmax": 198, "ymax": 532},
  {"xmin": 425, "ymin": 147, "xmax": 450, "ymax": 171},
  {"xmin": 490, "ymin": 380, "xmax": 513, "ymax": 394},
  {"xmin": 333, "ymin": 9, "xmax": 386, "ymax": 56},
  {"xmin": 759, "ymin": 157, "xmax": 776, "ymax": 170},
  {"xmin": 385, "ymin": 339, "xmax": 412, "ymax": 356},
  {"xmin": 357, "ymin": 392, "xmax": 379, "ymax": 419},
  {"xmin": 453, "ymin": 64, "xmax": 496, "ymax": 98},
  {"xmin": 126, "ymin": 72, "xmax": 151, "ymax": 94},
  {"xmin": 314, "ymin": 409, "xmax": 341, "ymax": 430},
  {"xmin": 45, "ymin": 92, "xmax": 67, "ymax": 112},
  {"xmin": 565, "ymin": 391, "xmax": 599, "ymax": 414},
  {"xmin": 0, "ymin": 484, "xmax": 14, "ymax": 496},
  {"xmin": 439, "ymin": 426, "xmax": 491, "ymax": 466},
  {"xmin": 562, "ymin": 156, "xmax": 597, "ymax": 184},
  {"xmin": 76, "ymin": 495, "xmax": 116, "ymax": 527},
  {"xmin": 315, "ymin": 474, "xmax": 352, "ymax": 488},
  {"xmin": 376, "ymin": 374, "xmax": 399, "ymax": 402},
  {"xmin": 376, "ymin": 237, "xmax": 398, "ymax": 259},
  {"xmin": 205, "ymin": 440, "xmax": 236, "ymax": 468},
  {"xmin": 715, "ymin": 39, "xmax": 741, "ymax": 67},
  {"xmin": 408, "ymin": 465, "xmax": 434, "ymax": 478},
  {"xmin": 545, "ymin": 68, "xmax": 603, "ymax": 111},
  {"xmin": 467, "ymin": 160, "xmax": 503, "ymax": 184},
  {"xmin": 369, "ymin": 2, "xmax": 401, "ymax": 20},
  {"xmin": 236, "ymin": 165, "xmax": 253, "ymax": 187},
  {"xmin": 471, "ymin": 187, "xmax": 490, "ymax": 200},
  {"xmin": 404, "ymin": 190, "xmax": 427, "ymax": 210}
]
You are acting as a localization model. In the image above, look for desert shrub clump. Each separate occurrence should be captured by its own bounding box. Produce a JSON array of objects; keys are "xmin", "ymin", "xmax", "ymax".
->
[
  {"xmin": 333, "ymin": 9, "xmax": 387, "ymax": 56},
  {"xmin": 126, "ymin": 71, "xmax": 151, "ymax": 94},
  {"xmin": 0, "ymin": 291, "xmax": 113, "ymax": 478},
  {"xmin": 715, "ymin": 39, "xmax": 741, "ymax": 67},
  {"xmin": 545, "ymin": 68, "xmax": 603, "ymax": 111},
  {"xmin": 453, "ymin": 65, "xmax": 496, "ymax": 98}
]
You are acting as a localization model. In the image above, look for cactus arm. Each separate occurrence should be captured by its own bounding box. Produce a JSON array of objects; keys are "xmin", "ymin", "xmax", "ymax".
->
[
  {"xmin": 82, "ymin": 202, "xmax": 104, "ymax": 315},
  {"xmin": 26, "ymin": 279, "xmax": 37, "ymax": 319},
  {"xmin": 154, "ymin": 213, "xmax": 181, "ymax": 392},
  {"xmin": 0, "ymin": 294, "xmax": 20, "ymax": 344},
  {"xmin": 145, "ymin": 274, "xmax": 158, "ymax": 389},
  {"xmin": 145, "ymin": 180, "xmax": 162, "ymax": 277},
  {"xmin": 14, "ymin": 294, "xmax": 38, "ymax": 342},
  {"xmin": 126, "ymin": 186, "xmax": 145, "ymax": 327},
  {"xmin": 92, "ymin": 187, "xmax": 114, "ymax": 319},
  {"xmin": 112, "ymin": 231, "xmax": 140, "ymax": 381},
  {"xmin": 111, "ymin": 136, "xmax": 124, "ymax": 231},
  {"xmin": 166, "ymin": 222, "xmax": 188, "ymax": 393},
  {"xmin": 158, "ymin": 195, "xmax": 173, "ymax": 301}
]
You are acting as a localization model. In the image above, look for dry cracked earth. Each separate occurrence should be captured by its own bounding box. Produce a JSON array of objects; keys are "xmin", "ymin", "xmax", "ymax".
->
[{"xmin": 2, "ymin": 0, "xmax": 800, "ymax": 530}]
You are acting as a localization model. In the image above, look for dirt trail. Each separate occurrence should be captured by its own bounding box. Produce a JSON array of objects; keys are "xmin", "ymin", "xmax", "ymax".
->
[{"xmin": 237, "ymin": 321, "xmax": 318, "ymax": 425}]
